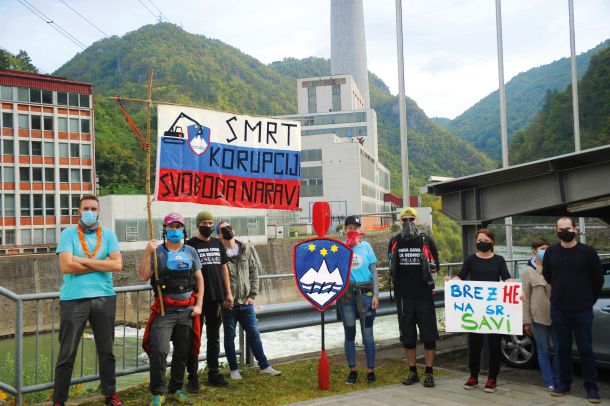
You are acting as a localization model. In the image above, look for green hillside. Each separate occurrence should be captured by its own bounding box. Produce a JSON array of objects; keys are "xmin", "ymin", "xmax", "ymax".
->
[
  {"xmin": 0, "ymin": 49, "xmax": 37, "ymax": 73},
  {"xmin": 444, "ymin": 40, "xmax": 609, "ymax": 162},
  {"xmin": 53, "ymin": 22, "xmax": 494, "ymax": 196},
  {"xmin": 509, "ymin": 45, "xmax": 610, "ymax": 163}
]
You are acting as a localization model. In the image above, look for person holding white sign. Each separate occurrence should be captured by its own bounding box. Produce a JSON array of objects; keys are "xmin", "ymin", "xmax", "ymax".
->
[
  {"xmin": 450, "ymin": 228, "xmax": 512, "ymax": 393},
  {"xmin": 522, "ymin": 237, "xmax": 559, "ymax": 391}
]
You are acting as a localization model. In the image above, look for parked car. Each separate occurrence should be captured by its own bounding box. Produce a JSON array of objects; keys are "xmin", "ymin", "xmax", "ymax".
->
[{"xmin": 501, "ymin": 258, "xmax": 610, "ymax": 368}]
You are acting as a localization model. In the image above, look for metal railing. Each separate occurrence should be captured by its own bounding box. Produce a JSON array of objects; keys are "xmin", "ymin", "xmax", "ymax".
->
[{"xmin": 2, "ymin": 255, "xmax": 606, "ymax": 405}]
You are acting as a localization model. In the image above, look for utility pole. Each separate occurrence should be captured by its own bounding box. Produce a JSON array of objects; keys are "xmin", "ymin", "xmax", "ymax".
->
[{"xmin": 395, "ymin": 0, "xmax": 410, "ymax": 206}]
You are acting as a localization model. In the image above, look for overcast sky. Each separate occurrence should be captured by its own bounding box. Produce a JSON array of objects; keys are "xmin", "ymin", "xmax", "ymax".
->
[{"xmin": 1, "ymin": 0, "xmax": 608, "ymax": 118}]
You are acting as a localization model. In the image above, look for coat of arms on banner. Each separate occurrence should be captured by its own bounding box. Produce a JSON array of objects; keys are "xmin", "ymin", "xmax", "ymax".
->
[{"xmin": 293, "ymin": 238, "xmax": 352, "ymax": 311}]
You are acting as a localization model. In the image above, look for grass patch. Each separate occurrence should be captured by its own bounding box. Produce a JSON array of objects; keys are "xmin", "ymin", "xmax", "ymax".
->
[{"xmin": 78, "ymin": 352, "xmax": 450, "ymax": 405}]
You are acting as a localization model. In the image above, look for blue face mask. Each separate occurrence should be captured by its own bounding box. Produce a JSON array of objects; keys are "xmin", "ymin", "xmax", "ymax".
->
[
  {"xmin": 81, "ymin": 210, "xmax": 98, "ymax": 227},
  {"xmin": 537, "ymin": 249, "xmax": 545, "ymax": 261},
  {"xmin": 166, "ymin": 229, "xmax": 184, "ymax": 243}
]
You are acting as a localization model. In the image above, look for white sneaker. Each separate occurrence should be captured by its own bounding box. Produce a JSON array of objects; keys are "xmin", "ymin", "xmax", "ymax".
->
[
  {"xmin": 230, "ymin": 370, "xmax": 242, "ymax": 380},
  {"xmin": 260, "ymin": 366, "xmax": 281, "ymax": 376}
]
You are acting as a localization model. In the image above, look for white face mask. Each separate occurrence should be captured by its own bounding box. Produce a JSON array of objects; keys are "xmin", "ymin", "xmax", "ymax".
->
[{"xmin": 81, "ymin": 210, "xmax": 98, "ymax": 226}]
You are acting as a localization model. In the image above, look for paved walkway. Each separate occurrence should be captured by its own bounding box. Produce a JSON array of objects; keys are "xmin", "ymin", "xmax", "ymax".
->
[{"xmin": 289, "ymin": 372, "xmax": 609, "ymax": 405}]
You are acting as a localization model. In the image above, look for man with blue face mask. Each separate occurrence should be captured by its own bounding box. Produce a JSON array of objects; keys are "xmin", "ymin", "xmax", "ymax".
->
[
  {"xmin": 53, "ymin": 195, "xmax": 124, "ymax": 406},
  {"xmin": 140, "ymin": 212, "xmax": 204, "ymax": 406}
]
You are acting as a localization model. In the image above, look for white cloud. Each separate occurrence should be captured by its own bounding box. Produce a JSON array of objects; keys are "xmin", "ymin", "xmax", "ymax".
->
[{"xmin": 1, "ymin": 0, "xmax": 608, "ymax": 118}]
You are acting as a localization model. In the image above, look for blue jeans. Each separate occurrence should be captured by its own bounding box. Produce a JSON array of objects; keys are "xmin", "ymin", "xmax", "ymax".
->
[
  {"xmin": 222, "ymin": 304, "xmax": 269, "ymax": 371},
  {"xmin": 550, "ymin": 305, "xmax": 598, "ymax": 392},
  {"xmin": 531, "ymin": 322, "xmax": 560, "ymax": 388},
  {"xmin": 337, "ymin": 293, "xmax": 376, "ymax": 369}
]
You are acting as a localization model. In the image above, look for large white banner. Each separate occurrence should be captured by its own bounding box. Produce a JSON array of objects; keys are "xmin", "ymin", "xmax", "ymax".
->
[{"xmin": 445, "ymin": 280, "xmax": 523, "ymax": 335}]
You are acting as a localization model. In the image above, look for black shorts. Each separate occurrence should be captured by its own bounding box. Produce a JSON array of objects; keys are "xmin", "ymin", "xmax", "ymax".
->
[{"xmin": 396, "ymin": 296, "xmax": 438, "ymax": 345}]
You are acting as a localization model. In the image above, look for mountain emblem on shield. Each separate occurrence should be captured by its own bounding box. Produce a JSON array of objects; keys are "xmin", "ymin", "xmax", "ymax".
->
[
  {"xmin": 293, "ymin": 238, "xmax": 352, "ymax": 311},
  {"xmin": 188, "ymin": 124, "xmax": 211, "ymax": 156}
]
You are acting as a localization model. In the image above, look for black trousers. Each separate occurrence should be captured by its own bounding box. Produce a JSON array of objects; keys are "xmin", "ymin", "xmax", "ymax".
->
[
  {"xmin": 187, "ymin": 301, "xmax": 222, "ymax": 381},
  {"xmin": 468, "ymin": 333, "xmax": 502, "ymax": 380},
  {"xmin": 53, "ymin": 296, "xmax": 116, "ymax": 403},
  {"xmin": 148, "ymin": 311, "xmax": 193, "ymax": 395}
]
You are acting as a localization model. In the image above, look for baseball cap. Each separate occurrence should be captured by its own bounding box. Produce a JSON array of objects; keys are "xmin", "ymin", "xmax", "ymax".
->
[
  {"xmin": 163, "ymin": 212, "xmax": 185, "ymax": 226},
  {"xmin": 216, "ymin": 220, "xmax": 231, "ymax": 235},
  {"xmin": 344, "ymin": 215, "xmax": 361, "ymax": 227},
  {"xmin": 399, "ymin": 207, "xmax": 418, "ymax": 219}
]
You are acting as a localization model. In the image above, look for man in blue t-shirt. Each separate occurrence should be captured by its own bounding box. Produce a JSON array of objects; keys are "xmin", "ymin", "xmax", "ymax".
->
[{"xmin": 53, "ymin": 195, "xmax": 123, "ymax": 406}]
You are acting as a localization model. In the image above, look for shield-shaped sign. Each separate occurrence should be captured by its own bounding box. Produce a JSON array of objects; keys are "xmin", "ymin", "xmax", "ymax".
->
[
  {"xmin": 293, "ymin": 237, "xmax": 352, "ymax": 311},
  {"xmin": 188, "ymin": 123, "xmax": 211, "ymax": 156}
]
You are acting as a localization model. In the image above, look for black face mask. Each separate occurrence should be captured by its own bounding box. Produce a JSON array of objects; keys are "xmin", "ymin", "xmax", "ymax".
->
[
  {"xmin": 199, "ymin": 225, "xmax": 213, "ymax": 238},
  {"xmin": 220, "ymin": 227, "xmax": 234, "ymax": 240},
  {"xmin": 557, "ymin": 229, "xmax": 576, "ymax": 242},
  {"xmin": 476, "ymin": 242, "xmax": 493, "ymax": 252},
  {"xmin": 400, "ymin": 221, "xmax": 418, "ymax": 241}
]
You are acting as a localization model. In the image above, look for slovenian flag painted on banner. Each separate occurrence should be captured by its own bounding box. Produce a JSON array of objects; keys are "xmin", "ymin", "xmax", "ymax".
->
[{"xmin": 155, "ymin": 104, "xmax": 301, "ymax": 210}]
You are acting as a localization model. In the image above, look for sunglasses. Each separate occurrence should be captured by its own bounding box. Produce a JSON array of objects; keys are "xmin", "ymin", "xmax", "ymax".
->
[{"xmin": 401, "ymin": 218, "xmax": 416, "ymax": 222}]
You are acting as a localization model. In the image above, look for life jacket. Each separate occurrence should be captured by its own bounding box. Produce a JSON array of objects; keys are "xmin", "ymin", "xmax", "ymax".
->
[{"xmin": 152, "ymin": 245, "xmax": 195, "ymax": 295}]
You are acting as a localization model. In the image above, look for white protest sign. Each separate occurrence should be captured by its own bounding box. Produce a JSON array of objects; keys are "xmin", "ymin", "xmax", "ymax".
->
[{"xmin": 444, "ymin": 280, "xmax": 523, "ymax": 335}]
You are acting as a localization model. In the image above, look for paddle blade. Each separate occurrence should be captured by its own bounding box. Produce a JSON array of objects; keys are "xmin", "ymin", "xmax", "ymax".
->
[
  {"xmin": 312, "ymin": 201, "xmax": 331, "ymax": 237},
  {"xmin": 318, "ymin": 350, "xmax": 330, "ymax": 390}
]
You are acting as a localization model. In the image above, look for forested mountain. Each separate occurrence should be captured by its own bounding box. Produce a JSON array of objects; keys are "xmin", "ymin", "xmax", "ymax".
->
[
  {"xmin": 53, "ymin": 23, "xmax": 494, "ymax": 196},
  {"xmin": 442, "ymin": 40, "xmax": 609, "ymax": 162},
  {"xmin": 509, "ymin": 46, "xmax": 610, "ymax": 164}
]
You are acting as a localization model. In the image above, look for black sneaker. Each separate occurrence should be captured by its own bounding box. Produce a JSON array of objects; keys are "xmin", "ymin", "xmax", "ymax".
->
[
  {"xmin": 423, "ymin": 373, "xmax": 435, "ymax": 388},
  {"xmin": 208, "ymin": 372, "xmax": 229, "ymax": 387},
  {"xmin": 186, "ymin": 379, "xmax": 199, "ymax": 394},
  {"xmin": 402, "ymin": 370, "xmax": 420, "ymax": 385},
  {"xmin": 367, "ymin": 371, "xmax": 376, "ymax": 383},
  {"xmin": 346, "ymin": 370, "xmax": 358, "ymax": 384}
]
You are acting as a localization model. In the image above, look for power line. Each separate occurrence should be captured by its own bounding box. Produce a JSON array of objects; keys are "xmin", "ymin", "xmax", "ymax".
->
[
  {"xmin": 136, "ymin": 0, "xmax": 159, "ymax": 21},
  {"xmin": 145, "ymin": 0, "xmax": 169, "ymax": 23},
  {"xmin": 17, "ymin": 0, "xmax": 86, "ymax": 49},
  {"xmin": 59, "ymin": 0, "xmax": 109, "ymax": 38}
]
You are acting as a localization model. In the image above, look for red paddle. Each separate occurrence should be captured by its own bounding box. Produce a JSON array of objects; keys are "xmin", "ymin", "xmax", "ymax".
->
[{"xmin": 312, "ymin": 201, "xmax": 331, "ymax": 390}]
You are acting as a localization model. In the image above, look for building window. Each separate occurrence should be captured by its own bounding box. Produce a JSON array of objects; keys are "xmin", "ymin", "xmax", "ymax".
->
[
  {"xmin": 30, "ymin": 88, "xmax": 41, "ymax": 103},
  {"xmin": 31, "ymin": 115, "xmax": 42, "ymax": 130},
  {"xmin": 1, "ymin": 85, "xmax": 13, "ymax": 100},
  {"xmin": 302, "ymin": 149, "xmax": 322, "ymax": 162},
  {"xmin": 71, "ymin": 168, "xmax": 81, "ymax": 182},
  {"xmin": 58, "ymin": 117, "xmax": 68, "ymax": 132},
  {"xmin": 5, "ymin": 229, "xmax": 16, "ymax": 244},
  {"xmin": 3, "ymin": 166, "xmax": 14, "ymax": 182},
  {"xmin": 58, "ymin": 143, "xmax": 69, "ymax": 157},
  {"xmin": 43, "ymin": 116, "xmax": 54, "ymax": 131},
  {"xmin": 332, "ymin": 84, "xmax": 341, "ymax": 112},
  {"xmin": 32, "ymin": 167, "xmax": 42, "ymax": 182},
  {"xmin": 18, "ymin": 114, "xmax": 29, "ymax": 129},
  {"xmin": 17, "ymin": 87, "xmax": 29, "ymax": 102},
  {"xmin": 33, "ymin": 194, "xmax": 43, "ymax": 216},
  {"xmin": 307, "ymin": 86, "xmax": 317, "ymax": 114},
  {"xmin": 69, "ymin": 93, "xmax": 79, "ymax": 107},
  {"xmin": 69, "ymin": 118, "xmax": 79, "ymax": 133},
  {"xmin": 20, "ymin": 167, "xmax": 30, "ymax": 181},
  {"xmin": 32, "ymin": 141, "xmax": 42, "ymax": 156},
  {"xmin": 3, "ymin": 140, "xmax": 14, "ymax": 155},
  {"xmin": 60, "ymin": 194, "xmax": 69, "ymax": 215},
  {"xmin": 44, "ymin": 167, "xmax": 54, "ymax": 182},
  {"xmin": 46, "ymin": 228, "xmax": 56, "ymax": 243},
  {"xmin": 71, "ymin": 195, "xmax": 80, "ymax": 215},
  {"xmin": 57, "ymin": 92, "xmax": 68, "ymax": 106},
  {"xmin": 45, "ymin": 194, "xmax": 55, "ymax": 216},
  {"xmin": 301, "ymin": 166, "xmax": 323, "ymax": 197},
  {"xmin": 70, "ymin": 143, "xmax": 80, "ymax": 157},
  {"xmin": 42, "ymin": 90, "xmax": 53, "ymax": 104},
  {"xmin": 1, "ymin": 112, "xmax": 13, "ymax": 128},
  {"xmin": 81, "ymin": 144, "xmax": 91, "ymax": 158},
  {"xmin": 21, "ymin": 230, "xmax": 31, "ymax": 245},
  {"xmin": 4, "ymin": 195, "xmax": 15, "ymax": 217},
  {"xmin": 79, "ymin": 94, "xmax": 90, "ymax": 108},
  {"xmin": 20, "ymin": 194, "xmax": 31, "ymax": 216},
  {"xmin": 59, "ymin": 168, "xmax": 69, "ymax": 182},
  {"xmin": 81, "ymin": 119, "xmax": 90, "ymax": 133},
  {"xmin": 82, "ymin": 169, "xmax": 92, "ymax": 183},
  {"xmin": 44, "ymin": 142, "xmax": 54, "ymax": 157},
  {"xmin": 19, "ymin": 140, "xmax": 30, "ymax": 155},
  {"xmin": 33, "ymin": 228, "xmax": 44, "ymax": 244}
]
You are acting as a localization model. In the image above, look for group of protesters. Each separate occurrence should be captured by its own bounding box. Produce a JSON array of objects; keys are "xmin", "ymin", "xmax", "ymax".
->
[{"xmin": 51, "ymin": 195, "xmax": 604, "ymax": 405}]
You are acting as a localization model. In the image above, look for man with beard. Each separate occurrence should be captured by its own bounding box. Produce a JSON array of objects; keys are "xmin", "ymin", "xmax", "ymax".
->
[
  {"xmin": 543, "ymin": 217, "xmax": 603, "ymax": 403},
  {"xmin": 388, "ymin": 207, "xmax": 440, "ymax": 388}
]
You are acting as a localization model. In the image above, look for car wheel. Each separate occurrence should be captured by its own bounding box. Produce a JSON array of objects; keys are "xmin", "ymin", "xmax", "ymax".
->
[{"xmin": 500, "ymin": 334, "xmax": 537, "ymax": 368}]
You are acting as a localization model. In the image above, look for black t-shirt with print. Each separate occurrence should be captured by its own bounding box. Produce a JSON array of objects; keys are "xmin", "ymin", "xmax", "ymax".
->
[{"xmin": 186, "ymin": 236, "xmax": 229, "ymax": 303}]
